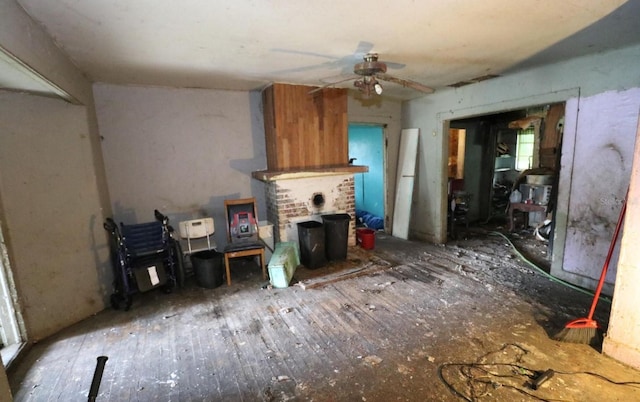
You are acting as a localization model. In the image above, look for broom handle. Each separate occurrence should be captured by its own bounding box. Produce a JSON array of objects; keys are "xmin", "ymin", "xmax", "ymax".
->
[{"xmin": 587, "ymin": 190, "xmax": 627, "ymax": 320}]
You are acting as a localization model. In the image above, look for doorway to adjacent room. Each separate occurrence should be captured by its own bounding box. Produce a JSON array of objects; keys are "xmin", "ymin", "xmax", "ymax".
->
[
  {"xmin": 447, "ymin": 102, "xmax": 565, "ymax": 267},
  {"xmin": 348, "ymin": 124, "xmax": 385, "ymax": 230}
]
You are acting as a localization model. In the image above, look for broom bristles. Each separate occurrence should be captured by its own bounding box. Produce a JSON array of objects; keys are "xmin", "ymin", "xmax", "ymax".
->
[{"xmin": 553, "ymin": 326, "xmax": 602, "ymax": 346}]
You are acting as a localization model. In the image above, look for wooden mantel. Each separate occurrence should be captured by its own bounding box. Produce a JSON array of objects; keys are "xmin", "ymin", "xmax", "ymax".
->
[{"xmin": 252, "ymin": 165, "xmax": 368, "ymax": 182}]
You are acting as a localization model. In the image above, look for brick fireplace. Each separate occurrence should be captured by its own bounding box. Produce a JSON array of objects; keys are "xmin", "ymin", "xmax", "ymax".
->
[{"xmin": 253, "ymin": 170, "xmax": 362, "ymax": 245}]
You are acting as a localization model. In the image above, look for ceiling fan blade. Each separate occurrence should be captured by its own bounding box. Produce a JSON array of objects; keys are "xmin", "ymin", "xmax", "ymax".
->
[
  {"xmin": 375, "ymin": 73, "xmax": 434, "ymax": 94},
  {"xmin": 352, "ymin": 41, "xmax": 375, "ymax": 58},
  {"xmin": 384, "ymin": 61, "xmax": 406, "ymax": 70},
  {"xmin": 308, "ymin": 76, "xmax": 358, "ymax": 94},
  {"xmin": 273, "ymin": 42, "xmax": 376, "ymax": 76},
  {"xmin": 271, "ymin": 48, "xmax": 339, "ymax": 60}
]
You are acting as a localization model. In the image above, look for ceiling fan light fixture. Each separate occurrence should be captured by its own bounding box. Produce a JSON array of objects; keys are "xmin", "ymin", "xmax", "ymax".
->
[
  {"xmin": 310, "ymin": 53, "xmax": 434, "ymax": 97},
  {"xmin": 354, "ymin": 77, "xmax": 382, "ymax": 97},
  {"xmin": 354, "ymin": 79, "xmax": 369, "ymax": 96},
  {"xmin": 373, "ymin": 82, "xmax": 383, "ymax": 95}
]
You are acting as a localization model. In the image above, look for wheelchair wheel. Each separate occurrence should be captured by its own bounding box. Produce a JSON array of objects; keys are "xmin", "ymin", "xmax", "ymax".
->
[
  {"xmin": 171, "ymin": 240, "xmax": 185, "ymax": 288},
  {"xmin": 110, "ymin": 292, "xmax": 132, "ymax": 311}
]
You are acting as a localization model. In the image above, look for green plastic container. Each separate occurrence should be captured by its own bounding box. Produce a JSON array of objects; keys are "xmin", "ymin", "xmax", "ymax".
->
[{"xmin": 268, "ymin": 242, "xmax": 300, "ymax": 288}]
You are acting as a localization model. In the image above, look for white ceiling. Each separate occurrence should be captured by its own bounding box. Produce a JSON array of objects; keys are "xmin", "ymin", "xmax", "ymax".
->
[{"xmin": 5, "ymin": 0, "xmax": 640, "ymax": 100}]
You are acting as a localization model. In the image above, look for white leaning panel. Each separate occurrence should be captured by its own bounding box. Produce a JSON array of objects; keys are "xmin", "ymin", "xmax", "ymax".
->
[{"xmin": 392, "ymin": 128, "xmax": 419, "ymax": 240}]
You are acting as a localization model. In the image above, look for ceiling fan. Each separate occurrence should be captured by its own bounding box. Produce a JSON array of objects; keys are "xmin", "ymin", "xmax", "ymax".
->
[{"xmin": 309, "ymin": 53, "xmax": 434, "ymax": 97}]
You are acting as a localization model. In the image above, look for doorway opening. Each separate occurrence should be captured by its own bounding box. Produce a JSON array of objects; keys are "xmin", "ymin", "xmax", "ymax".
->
[
  {"xmin": 348, "ymin": 124, "xmax": 385, "ymax": 231},
  {"xmin": 447, "ymin": 103, "xmax": 565, "ymax": 267}
]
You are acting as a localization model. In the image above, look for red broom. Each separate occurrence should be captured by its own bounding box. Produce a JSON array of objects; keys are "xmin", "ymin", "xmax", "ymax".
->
[{"xmin": 553, "ymin": 190, "xmax": 627, "ymax": 346}]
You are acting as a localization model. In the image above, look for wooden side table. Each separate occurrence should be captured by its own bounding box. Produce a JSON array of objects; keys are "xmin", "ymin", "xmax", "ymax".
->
[{"xmin": 508, "ymin": 202, "xmax": 547, "ymax": 231}]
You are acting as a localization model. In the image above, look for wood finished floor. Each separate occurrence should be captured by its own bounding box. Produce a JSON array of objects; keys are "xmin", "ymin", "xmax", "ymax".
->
[{"xmin": 8, "ymin": 232, "xmax": 640, "ymax": 401}]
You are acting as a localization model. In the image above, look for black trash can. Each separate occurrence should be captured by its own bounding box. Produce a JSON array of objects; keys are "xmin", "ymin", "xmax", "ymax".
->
[
  {"xmin": 322, "ymin": 213, "xmax": 351, "ymax": 261},
  {"xmin": 297, "ymin": 221, "xmax": 327, "ymax": 269},
  {"xmin": 191, "ymin": 250, "xmax": 224, "ymax": 288}
]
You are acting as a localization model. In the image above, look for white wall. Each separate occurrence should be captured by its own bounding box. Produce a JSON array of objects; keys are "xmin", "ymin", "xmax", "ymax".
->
[
  {"xmin": 94, "ymin": 84, "xmax": 267, "ymax": 249},
  {"xmin": 552, "ymin": 89, "xmax": 639, "ymax": 293},
  {"xmin": 404, "ymin": 44, "xmax": 640, "ymax": 244}
]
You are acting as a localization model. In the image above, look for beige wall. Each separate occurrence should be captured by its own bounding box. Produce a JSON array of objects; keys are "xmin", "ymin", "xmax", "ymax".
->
[
  {"xmin": 0, "ymin": 7, "xmax": 111, "ymax": 398},
  {"xmin": 603, "ymin": 118, "xmax": 640, "ymax": 369},
  {"xmin": 0, "ymin": 0, "xmax": 111, "ymax": 346},
  {"xmin": 0, "ymin": 360, "xmax": 10, "ymax": 401},
  {"xmin": 0, "ymin": 93, "xmax": 108, "ymax": 340}
]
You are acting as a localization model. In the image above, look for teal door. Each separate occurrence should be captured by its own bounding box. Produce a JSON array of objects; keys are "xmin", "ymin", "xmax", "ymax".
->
[{"xmin": 348, "ymin": 124, "xmax": 385, "ymax": 219}]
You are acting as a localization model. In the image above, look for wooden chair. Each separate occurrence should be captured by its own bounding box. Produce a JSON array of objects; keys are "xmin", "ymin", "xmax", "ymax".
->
[{"xmin": 223, "ymin": 197, "xmax": 266, "ymax": 285}]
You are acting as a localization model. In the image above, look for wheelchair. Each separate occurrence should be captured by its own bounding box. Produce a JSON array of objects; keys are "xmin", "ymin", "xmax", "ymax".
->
[{"xmin": 103, "ymin": 210, "xmax": 185, "ymax": 310}]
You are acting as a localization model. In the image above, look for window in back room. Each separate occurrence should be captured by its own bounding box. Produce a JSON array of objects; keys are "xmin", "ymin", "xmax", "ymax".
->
[{"xmin": 515, "ymin": 126, "xmax": 535, "ymax": 171}]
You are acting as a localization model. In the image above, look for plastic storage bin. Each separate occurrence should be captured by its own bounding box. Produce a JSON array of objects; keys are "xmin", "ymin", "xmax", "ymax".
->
[
  {"xmin": 322, "ymin": 213, "xmax": 351, "ymax": 261},
  {"xmin": 297, "ymin": 220, "xmax": 327, "ymax": 269},
  {"xmin": 268, "ymin": 242, "xmax": 300, "ymax": 288}
]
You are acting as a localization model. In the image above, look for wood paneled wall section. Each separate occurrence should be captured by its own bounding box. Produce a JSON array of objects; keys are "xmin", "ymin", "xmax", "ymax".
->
[
  {"xmin": 539, "ymin": 102, "xmax": 565, "ymax": 169},
  {"xmin": 263, "ymin": 83, "xmax": 348, "ymax": 170}
]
